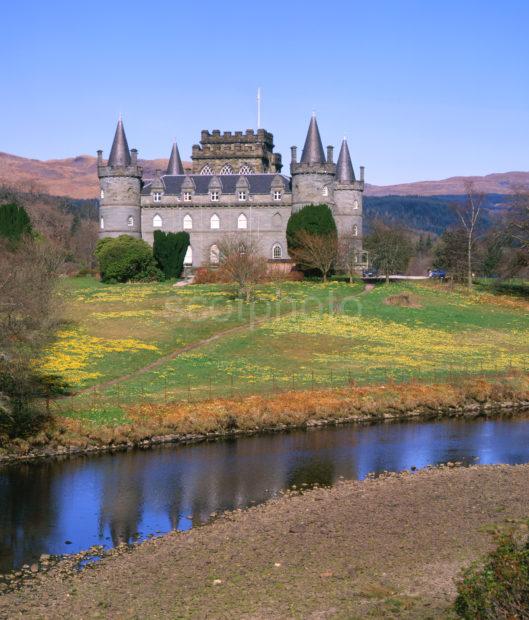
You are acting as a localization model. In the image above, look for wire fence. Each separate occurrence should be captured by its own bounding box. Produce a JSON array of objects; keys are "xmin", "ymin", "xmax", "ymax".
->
[{"xmin": 48, "ymin": 363, "xmax": 529, "ymax": 416}]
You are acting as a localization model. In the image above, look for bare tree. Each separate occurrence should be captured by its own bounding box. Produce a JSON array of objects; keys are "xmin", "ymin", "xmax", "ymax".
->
[
  {"xmin": 451, "ymin": 181, "xmax": 484, "ymax": 288},
  {"xmin": 506, "ymin": 189, "xmax": 529, "ymax": 264},
  {"xmin": 364, "ymin": 222, "xmax": 413, "ymax": 283},
  {"xmin": 289, "ymin": 230, "xmax": 338, "ymax": 282},
  {"xmin": 216, "ymin": 235, "xmax": 268, "ymax": 301},
  {"xmin": 337, "ymin": 234, "xmax": 362, "ymax": 283}
]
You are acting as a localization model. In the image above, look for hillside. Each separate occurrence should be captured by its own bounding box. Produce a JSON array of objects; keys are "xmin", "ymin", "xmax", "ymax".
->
[{"xmin": 1, "ymin": 151, "xmax": 528, "ymax": 199}]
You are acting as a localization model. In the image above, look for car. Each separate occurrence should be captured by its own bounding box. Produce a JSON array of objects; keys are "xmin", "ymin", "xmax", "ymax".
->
[
  {"xmin": 428, "ymin": 269, "xmax": 446, "ymax": 279},
  {"xmin": 362, "ymin": 268, "xmax": 379, "ymax": 278}
]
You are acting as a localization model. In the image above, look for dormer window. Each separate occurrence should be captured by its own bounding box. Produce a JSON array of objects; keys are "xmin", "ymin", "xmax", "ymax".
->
[
  {"xmin": 238, "ymin": 191, "xmax": 247, "ymax": 202},
  {"xmin": 183, "ymin": 192, "xmax": 192, "ymax": 201},
  {"xmin": 153, "ymin": 192, "xmax": 162, "ymax": 202},
  {"xmin": 273, "ymin": 190, "xmax": 282, "ymax": 201},
  {"xmin": 210, "ymin": 191, "xmax": 219, "ymax": 202}
]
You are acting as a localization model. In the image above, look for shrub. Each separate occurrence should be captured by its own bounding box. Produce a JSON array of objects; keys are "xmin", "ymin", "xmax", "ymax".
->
[
  {"xmin": 454, "ymin": 528, "xmax": 529, "ymax": 619},
  {"xmin": 153, "ymin": 230, "xmax": 189, "ymax": 278},
  {"xmin": 286, "ymin": 203, "xmax": 336, "ymax": 251},
  {"xmin": 96, "ymin": 235, "xmax": 162, "ymax": 283},
  {"xmin": 0, "ymin": 202, "xmax": 32, "ymax": 244}
]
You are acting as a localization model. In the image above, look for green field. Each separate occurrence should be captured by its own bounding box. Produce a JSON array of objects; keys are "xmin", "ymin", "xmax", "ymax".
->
[{"xmin": 43, "ymin": 277, "xmax": 529, "ymax": 424}]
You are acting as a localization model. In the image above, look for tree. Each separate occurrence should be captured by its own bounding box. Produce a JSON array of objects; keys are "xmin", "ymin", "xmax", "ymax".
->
[
  {"xmin": 0, "ymin": 202, "xmax": 32, "ymax": 244},
  {"xmin": 364, "ymin": 222, "xmax": 413, "ymax": 283},
  {"xmin": 286, "ymin": 204, "xmax": 337, "ymax": 251},
  {"xmin": 96, "ymin": 235, "xmax": 162, "ymax": 283},
  {"xmin": 451, "ymin": 182, "xmax": 484, "ymax": 288},
  {"xmin": 337, "ymin": 234, "xmax": 363, "ymax": 283},
  {"xmin": 289, "ymin": 230, "xmax": 338, "ymax": 282},
  {"xmin": 153, "ymin": 230, "xmax": 190, "ymax": 278},
  {"xmin": 0, "ymin": 236, "xmax": 64, "ymax": 438},
  {"xmin": 216, "ymin": 235, "xmax": 268, "ymax": 301},
  {"xmin": 503, "ymin": 189, "xmax": 529, "ymax": 275},
  {"xmin": 433, "ymin": 229, "xmax": 469, "ymax": 282}
]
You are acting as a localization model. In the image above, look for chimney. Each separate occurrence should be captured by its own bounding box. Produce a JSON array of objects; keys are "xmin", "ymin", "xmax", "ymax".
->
[
  {"xmin": 360, "ymin": 166, "xmax": 365, "ymax": 182},
  {"xmin": 97, "ymin": 150, "xmax": 103, "ymax": 165},
  {"xmin": 326, "ymin": 145, "xmax": 334, "ymax": 164},
  {"xmin": 131, "ymin": 149, "xmax": 138, "ymax": 166},
  {"xmin": 291, "ymin": 146, "xmax": 297, "ymax": 164}
]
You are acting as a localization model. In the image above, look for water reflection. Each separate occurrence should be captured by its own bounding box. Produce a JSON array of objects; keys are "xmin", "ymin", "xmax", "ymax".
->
[{"xmin": 1, "ymin": 413, "xmax": 529, "ymax": 572}]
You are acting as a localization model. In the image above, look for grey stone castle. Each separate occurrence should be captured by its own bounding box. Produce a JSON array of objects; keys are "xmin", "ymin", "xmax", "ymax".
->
[{"xmin": 97, "ymin": 115, "xmax": 364, "ymax": 267}]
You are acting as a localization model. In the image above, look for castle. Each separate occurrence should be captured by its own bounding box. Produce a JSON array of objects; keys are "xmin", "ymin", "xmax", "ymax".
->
[{"xmin": 97, "ymin": 115, "xmax": 364, "ymax": 268}]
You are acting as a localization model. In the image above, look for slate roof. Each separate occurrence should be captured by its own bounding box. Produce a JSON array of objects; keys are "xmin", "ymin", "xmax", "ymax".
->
[
  {"xmin": 336, "ymin": 139, "xmax": 355, "ymax": 182},
  {"xmin": 108, "ymin": 118, "xmax": 131, "ymax": 167},
  {"xmin": 166, "ymin": 142, "xmax": 184, "ymax": 175},
  {"xmin": 142, "ymin": 174, "xmax": 292, "ymax": 196},
  {"xmin": 300, "ymin": 115, "xmax": 326, "ymax": 164}
]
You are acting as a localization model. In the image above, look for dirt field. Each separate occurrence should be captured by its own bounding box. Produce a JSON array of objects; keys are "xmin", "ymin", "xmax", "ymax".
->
[{"xmin": 2, "ymin": 464, "xmax": 529, "ymax": 619}]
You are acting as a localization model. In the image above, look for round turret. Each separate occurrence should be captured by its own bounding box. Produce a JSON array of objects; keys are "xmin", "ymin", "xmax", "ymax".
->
[{"xmin": 97, "ymin": 118, "xmax": 142, "ymax": 239}]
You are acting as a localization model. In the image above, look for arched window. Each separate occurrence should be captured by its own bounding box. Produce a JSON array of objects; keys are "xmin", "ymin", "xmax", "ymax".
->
[
  {"xmin": 184, "ymin": 246, "xmax": 193, "ymax": 265},
  {"xmin": 210, "ymin": 213, "xmax": 220, "ymax": 229},
  {"xmin": 322, "ymin": 185, "xmax": 329, "ymax": 197},
  {"xmin": 100, "ymin": 216, "xmax": 104, "ymax": 230},
  {"xmin": 272, "ymin": 244, "xmax": 282, "ymax": 259},
  {"xmin": 200, "ymin": 165, "xmax": 213, "ymax": 175},
  {"xmin": 127, "ymin": 216, "xmax": 134, "ymax": 227},
  {"xmin": 353, "ymin": 224, "xmax": 358, "ymax": 236},
  {"xmin": 272, "ymin": 212, "xmax": 282, "ymax": 229},
  {"xmin": 239, "ymin": 164, "xmax": 253, "ymax": 175},
  {"xmin": 153, "ymin": 214, "xmax": 163, "ymax": 228},
  {"xmin": 237, "ymin": 213, "xmax": 248, "ymax": 229},
  {"xmin": 220, "ymin": 164, "xmax": 233, "ymax": 175},
  {"xmin": 183, "ymin": 214, "xmax": 193, "ymax": 230},
  {"xmin": 210, "ymin": 244, "xmax": 220, "ymax": 264}
]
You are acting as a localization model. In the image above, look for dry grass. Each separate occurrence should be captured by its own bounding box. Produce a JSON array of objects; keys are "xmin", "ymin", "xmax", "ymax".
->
[{"xmin": 15, "ymin": 373, "xmax": 525, "ymax": 456}]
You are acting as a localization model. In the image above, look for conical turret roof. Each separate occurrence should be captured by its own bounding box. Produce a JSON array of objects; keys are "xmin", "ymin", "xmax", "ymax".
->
[
  {"xmin": 300, "ymin": 115, "xmax": 326, "ymax": 164},
  {"xmin": 166, "ymin": 141, "xmax": 184, "ymax": 175},
  {"xmin": 336, "ymin": 138, "xmax": 355, "ymax": 182},
  {"xmin": 108, "ymin": 118, "xmax": 131, "ymax": 167}
]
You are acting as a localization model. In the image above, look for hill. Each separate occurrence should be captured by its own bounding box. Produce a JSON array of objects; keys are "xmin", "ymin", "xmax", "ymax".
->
[{"xmin": 1, "ymin": 151, "xmax": 528, "ymax": 199}]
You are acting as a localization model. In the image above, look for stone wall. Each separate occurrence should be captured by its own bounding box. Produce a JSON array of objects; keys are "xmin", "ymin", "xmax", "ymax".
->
[{"xmin": 140, "ymin": 204, "xmax": 291, "ymax": 267}]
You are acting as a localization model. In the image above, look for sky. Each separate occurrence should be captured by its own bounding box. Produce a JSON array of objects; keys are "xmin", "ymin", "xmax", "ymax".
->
[{"xmin": 1, "ymin": 0, "xmax": 529, "ymax": 185}]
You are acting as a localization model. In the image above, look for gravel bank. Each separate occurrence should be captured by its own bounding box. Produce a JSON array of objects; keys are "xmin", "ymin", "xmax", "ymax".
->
[{"xmin": 2, "ymin": 464, "xmax": 529, "ymax": 619}]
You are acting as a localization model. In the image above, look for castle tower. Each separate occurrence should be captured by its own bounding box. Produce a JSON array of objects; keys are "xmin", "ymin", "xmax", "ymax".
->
[
  {"xmin": 166, "ymin": 140, "xmax": 185, "ymax": 175},
  {"xmin": 290, "ymin": 114, "xmax": 336, "ymax": 212},
  {"xmin": 333, "ymin": 137, "xmax": 364, "ymax": 246},
  {"xmin": 97, "ymin": 118, "xmax": 142, "ymax": 239}
]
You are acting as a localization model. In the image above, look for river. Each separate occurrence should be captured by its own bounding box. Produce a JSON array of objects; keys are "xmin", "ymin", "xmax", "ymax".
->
[{"xmin": 2, "ymin": 413, "xmax": 529, "ymax": 573}]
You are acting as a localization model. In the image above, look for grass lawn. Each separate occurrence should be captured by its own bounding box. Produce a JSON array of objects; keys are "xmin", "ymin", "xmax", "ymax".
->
[{"xmin": 43, "ymin": 277, "xmax": 529, "ymax": 425}]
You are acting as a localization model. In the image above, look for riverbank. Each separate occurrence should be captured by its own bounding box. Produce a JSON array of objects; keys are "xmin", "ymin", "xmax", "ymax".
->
[
  {"xmin": 2, "ymin": 463, "xmax": 529, "ymax": 618},
  {"xmin": 1, "ymin": 375, "xmax": 529, "ymax": 464}
]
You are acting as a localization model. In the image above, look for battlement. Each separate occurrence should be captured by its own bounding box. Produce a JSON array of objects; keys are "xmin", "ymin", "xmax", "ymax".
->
[{"xmin": 191, "ymin": 127, "xmax": 282, "ymax": 174}]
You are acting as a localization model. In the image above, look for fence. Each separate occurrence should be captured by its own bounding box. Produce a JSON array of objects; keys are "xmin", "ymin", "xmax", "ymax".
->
[{"xmin": 49, "ymin": 363, "xmax": 529, "ymax": 417}]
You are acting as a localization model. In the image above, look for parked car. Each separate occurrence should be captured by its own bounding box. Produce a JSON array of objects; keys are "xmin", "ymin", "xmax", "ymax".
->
[
  {"xmin": 428, "ymin": 269, "xmax": 446, "ymax": 279},
  {"xmin": 362, "ymin": 268, "xmax": 379, "ymax": 278}
]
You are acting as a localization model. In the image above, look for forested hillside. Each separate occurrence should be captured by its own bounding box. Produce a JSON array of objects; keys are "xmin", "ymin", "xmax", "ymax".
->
[{"xmin": 364, "ymin": 194, "xmax": 507, "ymax": 236}]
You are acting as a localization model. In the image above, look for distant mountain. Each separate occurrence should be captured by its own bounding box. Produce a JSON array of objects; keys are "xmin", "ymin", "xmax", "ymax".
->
[{"xmin": 1, "ymin": 151, "xmax": 528, "ymax": 200}]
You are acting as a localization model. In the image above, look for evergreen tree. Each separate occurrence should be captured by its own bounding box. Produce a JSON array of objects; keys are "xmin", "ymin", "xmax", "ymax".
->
[
  {"xmin": 153, "ymin": 230, "xmax": 190, "ymax": 278},
  {"xmin": 0, "ymin": 203, "xmax": 32, "ymax": 243},
  {"xmin": 286, "ymin": 204, "xmax": 336, "ymax": 251}
]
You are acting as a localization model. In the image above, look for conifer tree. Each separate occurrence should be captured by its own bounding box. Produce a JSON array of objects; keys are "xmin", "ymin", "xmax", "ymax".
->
[{"xmin": 153, "ymin": 230, "xmax": 190, "ymax": 278}]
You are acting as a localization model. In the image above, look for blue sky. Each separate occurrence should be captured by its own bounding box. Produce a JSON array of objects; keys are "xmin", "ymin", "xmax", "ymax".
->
[{"xmin": 2, "ymin": 0, "xmax": 528, "ymax": 184}]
